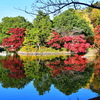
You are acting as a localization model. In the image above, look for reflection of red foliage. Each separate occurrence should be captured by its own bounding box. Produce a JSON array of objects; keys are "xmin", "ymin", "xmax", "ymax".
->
[
  {"xmin": 47, "ymin": 54, "xmax": 88, "ymax": 76},
  {"xmin": 64, "ymin": 54, "xmax": 87, "ymax": 65},
  {"xmin": 94, "ymin": 57, "xmax": 100, "ymax": 77},
  {"xmin": 0, "ymin": 56, "xmax": 25, "ymax": 79},
  {"xmin": 94, "ymin": 25, "xmax": 100, "ymax": 48}
]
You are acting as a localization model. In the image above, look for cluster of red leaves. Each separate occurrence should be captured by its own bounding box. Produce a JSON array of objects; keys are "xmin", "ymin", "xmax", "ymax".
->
[
  {"xmin": 47, "ymin": 31, "xmax": 90, "ymax": 53},
  {"xmin": 0, "ymin": 56, "xmax": 26, "ymax": 79},
  {"xmin": 46, "ymin": 54, "xmax": 88, "ymax": 76},
  {"xmin": 94, "ymin": 25, "xmax": 100, "ymax": 48},
  {"xmin": 1, "ymin": 28, "xmax": 26, "ymax": 51},
  {"xmin": 64, "ymin": 35, "xmax": 90, "ymax": 53},
  {"xmin": 47, "ymin": 31, "xmax": 64, "ymax": 48}
]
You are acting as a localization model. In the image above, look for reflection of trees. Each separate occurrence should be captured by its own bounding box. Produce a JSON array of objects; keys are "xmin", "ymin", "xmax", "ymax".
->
[
  {"xmin": 90, "ymin": 56, "xmax": 100, "ymax": 94},
  {"xmin": 34, "ymin": 77, "xmax": 52, "ymax": 95},
  {"xmin": 52, "ymin": 66, "xmax": 93, "ymax": 95},
  {"xmin": 23, "ymin": 54, "xmax": 93, "ymax": 95},
  {"xmin": 0, "ymin": 54, "xmax": 94, "ymax": 95},
  {"xmin": 24, "ymin": 59, "xmax": 52, "ymax": 95},
  {"xmin": 1, "ymin": 55, "xmax": 25, "ymax": 79},
  {"xmin": 46, "ymin": 54, "xmax": 90, "ymax": 76},
  {"xmin": 46, "ymin": 54, "xmax": 94, "ymax": 95},
  {"xmin": 33, "ymin": 65, "xmax": 52, "ymax": 95},
  {"xmin": 0, "ymin": 55, "xmax": 32, "ymax": 89}
]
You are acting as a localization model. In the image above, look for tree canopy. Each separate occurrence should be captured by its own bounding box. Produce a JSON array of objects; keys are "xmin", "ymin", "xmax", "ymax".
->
[
  {"xmin": 0, "ymin": 16, "xmax": 33, "ymax": 33},
  {"xmin": 0, "ymin": 16, "xmax": 33, "ymax": 44},
  {"xmin": 53, "ymin": 9, "xmax": 93, "ymax": 38},
  {"xmin": 23, "ymin": 11, "xmax": 52, "ymax": 48}
]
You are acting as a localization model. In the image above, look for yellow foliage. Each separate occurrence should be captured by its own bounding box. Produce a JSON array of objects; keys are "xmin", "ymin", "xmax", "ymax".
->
[
  {"xmin": 85, "ymin": 73, "xmax": 94, "ymax": 89},
  {"xmin": 89, "ymin": 9, "xmax": 100, "ymax": 27},
  {"xmin": 19, "ymin": 55, "xmax": 67, "ymax": 62},
  {"xmin": 20, "ymin": 55, "xmax": 38, "ymax": 61},
  {"xmin": 76, "ymin": 9, "xmax": 93, "ymax": 29}
]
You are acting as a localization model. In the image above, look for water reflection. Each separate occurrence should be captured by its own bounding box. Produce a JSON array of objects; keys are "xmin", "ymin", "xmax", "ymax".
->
[
  {"xmin": 0, "ymin": 54, "xmax": 99, "ymax": 99},
  {"xmin": 0, "ymin": 55, "xmax": 32, "ymax": 89},
  {"xmin": 90, "ymin": 56, "xmax": 100, "ymax": 95},
  {"xmin": 45, "ymin": 54, "xmax": 93, "ymax": 95}
]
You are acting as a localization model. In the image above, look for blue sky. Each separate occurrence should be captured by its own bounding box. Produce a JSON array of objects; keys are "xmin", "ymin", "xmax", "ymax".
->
[
  {"xmin": 0, "ymin": 0, "xmax": 34, "ymax": 22},
  {"xmin": 0, "ymin": 0, "xmax": 99, "ymax": 23}
]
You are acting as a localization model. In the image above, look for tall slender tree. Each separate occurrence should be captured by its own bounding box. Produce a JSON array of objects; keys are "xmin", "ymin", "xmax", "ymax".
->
[{"xmin": 24, "ymin": 11, "xmax": 52, "ymax": 49}]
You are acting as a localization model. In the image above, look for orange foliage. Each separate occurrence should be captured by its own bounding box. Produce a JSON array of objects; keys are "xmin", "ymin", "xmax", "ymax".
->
[{"xmin": 94, "ymin": 25, "xmax": 100, "ymax": 48}]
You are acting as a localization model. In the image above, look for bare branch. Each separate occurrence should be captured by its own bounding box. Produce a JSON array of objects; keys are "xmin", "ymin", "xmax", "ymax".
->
[
  {"xmin": 16, "ymin": 0, "xmax": 100, "ymax": 15},
  {"xmin": 89, "ymin": 0, "xmax": 95, "ymax": 4}
]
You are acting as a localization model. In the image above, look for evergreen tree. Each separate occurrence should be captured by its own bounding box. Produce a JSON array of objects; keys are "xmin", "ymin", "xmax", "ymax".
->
[
  {"xmin": 53, "ymin": 9, "xmax": 93, "ymax": 38},
  {"xmin": 24, "ymin": 11, "xmax": 52, "ymax": 48}
]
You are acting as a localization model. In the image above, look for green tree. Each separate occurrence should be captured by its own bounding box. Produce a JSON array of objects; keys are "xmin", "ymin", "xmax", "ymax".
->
[
  {"xmin": 23, "ymin": 58, "xmax": 52, "ymax": 95},
  {"xmin": 24, "ymin": 11, "xmax": 52, "ymax": 49},
  {"xmin": 0, "ymin": 16, "xmax": 33, "ymax": 44},
  {"xmin": 53, "ymin": 9, "xmax": 93, "ymax": 38}
]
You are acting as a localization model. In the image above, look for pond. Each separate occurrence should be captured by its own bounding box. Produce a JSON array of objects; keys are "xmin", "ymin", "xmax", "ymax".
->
[{"xmin": 0, "ymin": 54, "xmax": 100, "ymax": 100}]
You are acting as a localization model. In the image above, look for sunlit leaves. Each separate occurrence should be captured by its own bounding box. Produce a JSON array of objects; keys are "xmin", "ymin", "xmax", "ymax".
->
[
  {"xmin": 89, "ymin": 9, "xmax": 100, "ymax": 27},
  {"xmin": 47, "ymin": 31, "xmax": 90, "ymax": 53},
  {"xmin": 24, "ymin": 11, "xmax": 52, "ymax": 48},
  {"xmin": 1, "ymin": 28, "xmax": 26, "ymax": 51},
  {"xmin": 0, "ymin": 16, "xmax": 33, "ymax": 44},
  {"xmin": 53, "ymin": 9, "xmax": 93, "ymax": 37}
]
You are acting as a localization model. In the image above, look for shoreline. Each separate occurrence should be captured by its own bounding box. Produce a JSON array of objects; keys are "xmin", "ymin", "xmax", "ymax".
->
[
  {"xmin": 17, "ymin": 51, "xmax": 71, "ymax": 55},
  {"xmin": 17, "ymin": 49, "xmax": 98, "ymax": 56}
]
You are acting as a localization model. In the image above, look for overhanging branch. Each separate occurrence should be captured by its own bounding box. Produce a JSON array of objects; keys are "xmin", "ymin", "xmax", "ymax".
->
[{"xmin": 16, "ymin": 0, "xmax": 100, "ymax": 15}]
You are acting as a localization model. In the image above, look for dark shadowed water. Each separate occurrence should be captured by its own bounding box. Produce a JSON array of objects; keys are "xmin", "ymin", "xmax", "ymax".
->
[{"xmin": 0, "ymin": 54, "xmax": 99, "ymax": 100}]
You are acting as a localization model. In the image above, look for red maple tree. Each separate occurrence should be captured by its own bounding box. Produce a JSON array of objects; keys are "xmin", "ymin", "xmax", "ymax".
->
[
  {"xmin": 64, "ymin": 35, "xmax": 90, "ymax": 53},
  {"xmin": 47, "ymin": 31, "xmax": 90, "ymax": 53},
  {"xmin": 1, "ymin": 28, "xmax": 26, "ymax": 51},
  {"xmin": 47, "ymin": 31, "xmax": 63, "ymax": 49}
]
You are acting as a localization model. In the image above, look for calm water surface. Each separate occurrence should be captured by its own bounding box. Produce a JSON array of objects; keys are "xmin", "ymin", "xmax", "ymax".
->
[{"xmin": 0, "ymin": 54, "xmax": 99, "ymax": 100}]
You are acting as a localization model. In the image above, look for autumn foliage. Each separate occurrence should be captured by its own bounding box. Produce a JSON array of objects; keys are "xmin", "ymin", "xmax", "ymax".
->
[
  {"xmin": 0, "ymin": 56, "xmax": 25, "ymax": 79},
  {"xmin": 1, "ymin": 28, "xmax": 26, "ymax": 51},
  {"xmin": 93, "ymin": 55, "xmax": 100, "ymax": 78},
  {"xmin": 46, "ymin": 54, "xmax": 89, "ymax": 76},
  {"xmin": 47, "ymin": 31, "xmax": 90, "ymax": 53},
  {"xmin": 94, "ymin": 25, "xmax": 100, "ymax": 49}
]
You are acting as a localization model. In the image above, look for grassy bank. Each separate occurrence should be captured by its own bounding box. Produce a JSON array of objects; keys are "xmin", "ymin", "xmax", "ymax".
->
[{"xmin": 19, "ymin": 46, "xmax": 68, "ymax": 53}]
